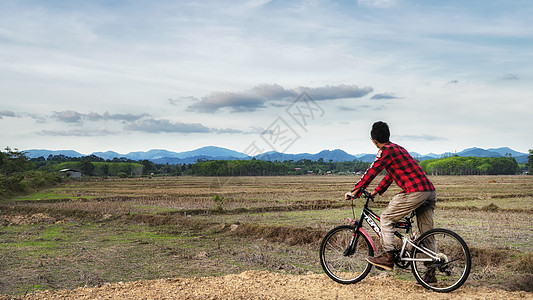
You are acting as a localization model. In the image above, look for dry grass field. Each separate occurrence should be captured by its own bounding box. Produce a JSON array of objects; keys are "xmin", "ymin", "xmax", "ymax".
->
[{"xmin": 1, "ymin": 175, "xmax": 532, "ymax": 296}]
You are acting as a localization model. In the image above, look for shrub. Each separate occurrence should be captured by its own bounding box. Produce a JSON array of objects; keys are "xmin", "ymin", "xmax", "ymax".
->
[
  {"xmin": 516, "ymin": 252, "xmax": 533, "ymax": 274},
  {"xmin": 22, "ymin": 171, "xmax": 62, "ymax": 191},
  {"xmin": 0, "ymin": 173, "xmax": 25, "ymax": 193},
  {"xmin": 212, "ymin": 194, "xmax": 225, "ymax": 213},
  {"xmin": 0, "ymin": 171, "xmax": 62, "ymax": 197}
]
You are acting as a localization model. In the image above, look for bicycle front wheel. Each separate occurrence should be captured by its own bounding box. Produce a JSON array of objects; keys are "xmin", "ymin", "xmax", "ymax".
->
[
  {"xmin": 411, "ymin": 228, "xmax": 471, "ymax": 292},
  {"xmin": 319, "ymin": 225, "xmax": 374, "ymax": 284}
]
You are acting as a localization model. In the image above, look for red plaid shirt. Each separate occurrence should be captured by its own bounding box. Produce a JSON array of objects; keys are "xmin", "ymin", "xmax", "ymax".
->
[{"xmin": 352, "ymin": 142, "xmax": 435, "ymax": 197}]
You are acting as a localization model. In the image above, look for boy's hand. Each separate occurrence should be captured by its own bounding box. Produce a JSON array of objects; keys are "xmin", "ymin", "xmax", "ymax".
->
[{"xmin": 346, "ymin": 188, "xmax": 359, "ymax": 200}]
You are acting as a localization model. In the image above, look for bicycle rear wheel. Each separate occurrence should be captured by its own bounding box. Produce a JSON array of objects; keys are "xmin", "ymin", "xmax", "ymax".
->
[
  {"xmin": 319, "ymin": 225, "xmax": 374, "ymax": 284},
  {"xmin": 411, "ymin": 228, "xmax": 471, "ymax": 292}
]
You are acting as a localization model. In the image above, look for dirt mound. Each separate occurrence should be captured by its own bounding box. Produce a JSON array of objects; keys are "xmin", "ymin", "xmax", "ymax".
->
[
  {"xmin": 9, "ymin": 270, "xmax": 533, "ymax": 300},
  {"xmin": 0, "ymin": 213, "xmax": 63, "ymax": 226}
]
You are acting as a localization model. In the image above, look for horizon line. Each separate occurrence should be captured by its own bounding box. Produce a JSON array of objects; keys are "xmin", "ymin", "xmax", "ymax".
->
[{"xmin": 20, "ymin": 145, "xmax": 529, "ymax": 158}]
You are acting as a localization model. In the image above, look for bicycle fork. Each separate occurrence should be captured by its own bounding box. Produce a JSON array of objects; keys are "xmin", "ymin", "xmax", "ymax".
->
[
  {"xmin": 343, "ymin": 231, "xmax": 360, "ymax": 256},
  {"xmin": 344, "ymin": 218, "xmax": 378, "ymax": 257}
]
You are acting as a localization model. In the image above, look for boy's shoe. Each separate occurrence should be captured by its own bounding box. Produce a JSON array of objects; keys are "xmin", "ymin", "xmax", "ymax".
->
[{"xmin": 366, "ymin": 252, "xmax": 394, "ymax": 271}]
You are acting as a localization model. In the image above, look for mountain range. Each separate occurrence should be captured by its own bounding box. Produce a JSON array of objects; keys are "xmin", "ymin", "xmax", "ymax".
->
[{"xmin": 23, "ymin": 146, "xmax": 529, "ymax": 164}]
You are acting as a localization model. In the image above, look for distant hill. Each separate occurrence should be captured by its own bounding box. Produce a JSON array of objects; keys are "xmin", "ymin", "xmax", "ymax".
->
[
  {"xmin": 151, "ymin": 146, "xmax": 251, "ymax": 164},
  {"xmin": 457, "ymin": 147, "xmax": 501, "ymax": 158},
  {"xmin": 357, "ymin": 154, "xmax": 377, "ymax": 163},
  {"xmin": 25, "ymin": 146, "xmax": 250, "ymax": 163},
  {"xmin": 124, "ymin": 149, "xmax": 183, "ymax": 161},
  {"xmin": 514, "ymin": 155, "xmax": 528, "ymax": 164},
  {"xmin": 409, "ymin": 152, "xmax": 442, "ymax": 161},
  {"xmin": 256, "ymin": 149, "xmax": 359, "ymax": 162},
  {"xmin": 174, "ymin": 146, "xmax": 249, "ymax": 159},
  {"xmin": 487, "ymin": 147, "xmax": 527, "ymax": 157},
  {"xmin": 24, "ymin": 149, "xmax": 84, "ymax": 158},
  {"xmin": 23, "ymin": 146, "xmax": 528, "ymax": 164},
  {"xmin": 255, "ymin": 151, "xmax": 309, "ymax": 162},
  {"xmin": 91, "ymin": 151, "xmax": 123, "ymax": 160},
  {"xmin": 454, "ymin": 147, "xmax": 529, "ymax": 163},
  {"xmin": 487, "ymin": 147, "xmax": 529, "ymax": 164},
  {"xmin": 312, "ymin": 149, "xmax": 357, "ymax": 162}
]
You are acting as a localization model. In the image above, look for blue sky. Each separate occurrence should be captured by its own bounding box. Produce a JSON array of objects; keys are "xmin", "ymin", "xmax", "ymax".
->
[{"xmin": 1, "ymin": 0, "xmax": 531, "ymax": 156}]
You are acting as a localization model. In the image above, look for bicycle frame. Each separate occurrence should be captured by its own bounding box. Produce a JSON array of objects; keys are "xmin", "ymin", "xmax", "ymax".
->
[{"xmin": 349, "ymin": 190, "xmax": 439, "ymax": 263}]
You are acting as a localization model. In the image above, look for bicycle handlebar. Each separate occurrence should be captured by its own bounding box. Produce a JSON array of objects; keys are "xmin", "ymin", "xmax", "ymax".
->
[
  {"xmin": 346, "ymin": 189, "xmax": 374, "ymax": 202},
  {"xmin": 363, "ymin": 189, "xmax": 374, "ymax": 201}
]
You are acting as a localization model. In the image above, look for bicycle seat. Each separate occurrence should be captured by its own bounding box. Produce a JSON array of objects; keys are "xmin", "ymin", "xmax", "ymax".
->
[
  {"xmin": 394, "ymin": 200, "xmax": 430, "ymax": 229},
  {"xmin": 394, "ymin": 218, "xmax": 411, "ymax": 230}
]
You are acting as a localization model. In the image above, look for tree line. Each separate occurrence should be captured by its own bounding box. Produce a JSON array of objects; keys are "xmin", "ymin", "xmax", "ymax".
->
[
  {"xmin": 187, "ymin": 159, "xmax": 371, "ymax": 176},
  {"xmin": 33, "ymin": 154, "xmax": 371, "ymax": 177},
  {"xmin": 2, "ymin": 147, "xmax": 532, "ymax": 198},
  {"xmin": 31, "ymin": 154, "xmax": 181, "ymax": 177},
  {"xmin": 419, "ymin": 156, "xmax": 521, "ymax": 175}
]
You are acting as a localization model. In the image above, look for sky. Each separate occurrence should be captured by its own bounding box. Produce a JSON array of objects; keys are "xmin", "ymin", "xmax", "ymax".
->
[{"xmin": 1, "ymin": 0, "xmax": 532, "ymax": 156}]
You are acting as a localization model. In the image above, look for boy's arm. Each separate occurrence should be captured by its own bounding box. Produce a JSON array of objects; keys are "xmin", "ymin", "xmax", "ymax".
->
[
  {"xmin": 375, "ymin": 172, "xmax": 393, "ymax": 195},
  {"xmin": 350, "ymin": 148, "xmax": 389, "ymax": 197}
]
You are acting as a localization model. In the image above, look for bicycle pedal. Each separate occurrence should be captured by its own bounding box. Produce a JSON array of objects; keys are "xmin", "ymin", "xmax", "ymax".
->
[{"xmin": 375, "ymin": 266, "xmax": 385, "ymax": 271}]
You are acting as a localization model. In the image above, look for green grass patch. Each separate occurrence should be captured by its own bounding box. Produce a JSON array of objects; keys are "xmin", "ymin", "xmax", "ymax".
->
[
  {"xmin": 8, "ymin": 187, "xmax": 97, "ymax": 202},
  {"xmin": 131, "ymin": 205, "xmax": 179, "ymax": 214},
  {"xmin": 11, "ymin": 190, "xmax": 73, "ymax": 201}
]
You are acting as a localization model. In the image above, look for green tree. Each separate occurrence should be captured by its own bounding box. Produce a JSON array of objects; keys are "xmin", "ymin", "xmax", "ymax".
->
[
  {"xmin": 79, "ymin": 159, "xmax": 95, "ymax": 176},
  {"xmin": 0, "ymin": 147, "xmax": 32, "ymax": 176},
  {"xmin": 477, "ymin": 163, "xmax": 492, "ymax": 175},
  {"xmin": 141, "ymin": 160, "xmax": 156, "ymax": 175},
  {"xmin": 1, "ymin": 147, "xmax": 61, "ymax": 196},
  {"xmin": 101, "ymin": 164, "xmax": 110, "ymax": 176}
]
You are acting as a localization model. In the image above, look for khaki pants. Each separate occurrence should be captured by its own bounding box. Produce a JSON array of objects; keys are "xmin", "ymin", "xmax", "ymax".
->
[{"xmin": 380, "ymin": 190, "xmax": 437, "ymax": 252}]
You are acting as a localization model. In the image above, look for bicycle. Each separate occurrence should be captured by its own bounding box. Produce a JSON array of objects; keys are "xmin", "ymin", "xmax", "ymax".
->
[{"xmin": 319, "ymin": 190, "xmax": 471, "ymax": 293}]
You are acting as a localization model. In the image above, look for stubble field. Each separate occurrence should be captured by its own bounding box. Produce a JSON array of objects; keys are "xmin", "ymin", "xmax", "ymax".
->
[{"xmin": 0, "ymin": 175, "xmax": 532, "ymax": 297}]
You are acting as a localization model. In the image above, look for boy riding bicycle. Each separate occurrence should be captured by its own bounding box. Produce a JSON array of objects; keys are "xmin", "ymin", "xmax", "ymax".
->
[{"xmin": 346, "ymin": 121, "xmax": 437, "ymax": 275}]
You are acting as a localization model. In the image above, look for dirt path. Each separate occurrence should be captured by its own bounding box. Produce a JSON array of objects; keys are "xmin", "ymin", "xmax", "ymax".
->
[{"xmin": 5, "ymin": 270, "xmax": 532, "ymax": 300}]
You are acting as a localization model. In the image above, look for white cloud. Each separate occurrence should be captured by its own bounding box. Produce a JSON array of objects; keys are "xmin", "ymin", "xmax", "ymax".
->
[
  {"xmin": 51, "ymin": 110, "xmax": 151, "ymax": 123},
  {"xmin": 370, "ymin": 93, "xmax": 399, "ymax": 100},
  {"xmin": 52, "ymin": 110, "xmax": 84, "ymax": 123},
  {"xmin": 123, "ymin": 118, "xmax": 211, "ymax": 134},
  {"xmin": 0, "ymin": 110, "xmax": 16, "ymax": 118},
  {"xmin": 187, "ymin": 84, "xmax": 373, "ymax": 113},
  {"xmin": 396, "ymin": 134, "xmax": 447, "ymax": 142},
  {"xmin": 41, "ymin": 128, "xmax": 119, "ymax": 137}
]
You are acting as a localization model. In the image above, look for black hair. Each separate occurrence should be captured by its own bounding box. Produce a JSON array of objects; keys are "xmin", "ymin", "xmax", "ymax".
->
[{"xmin": 370, "ymin": 121, "xmax": 390, "ymax": 143}]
